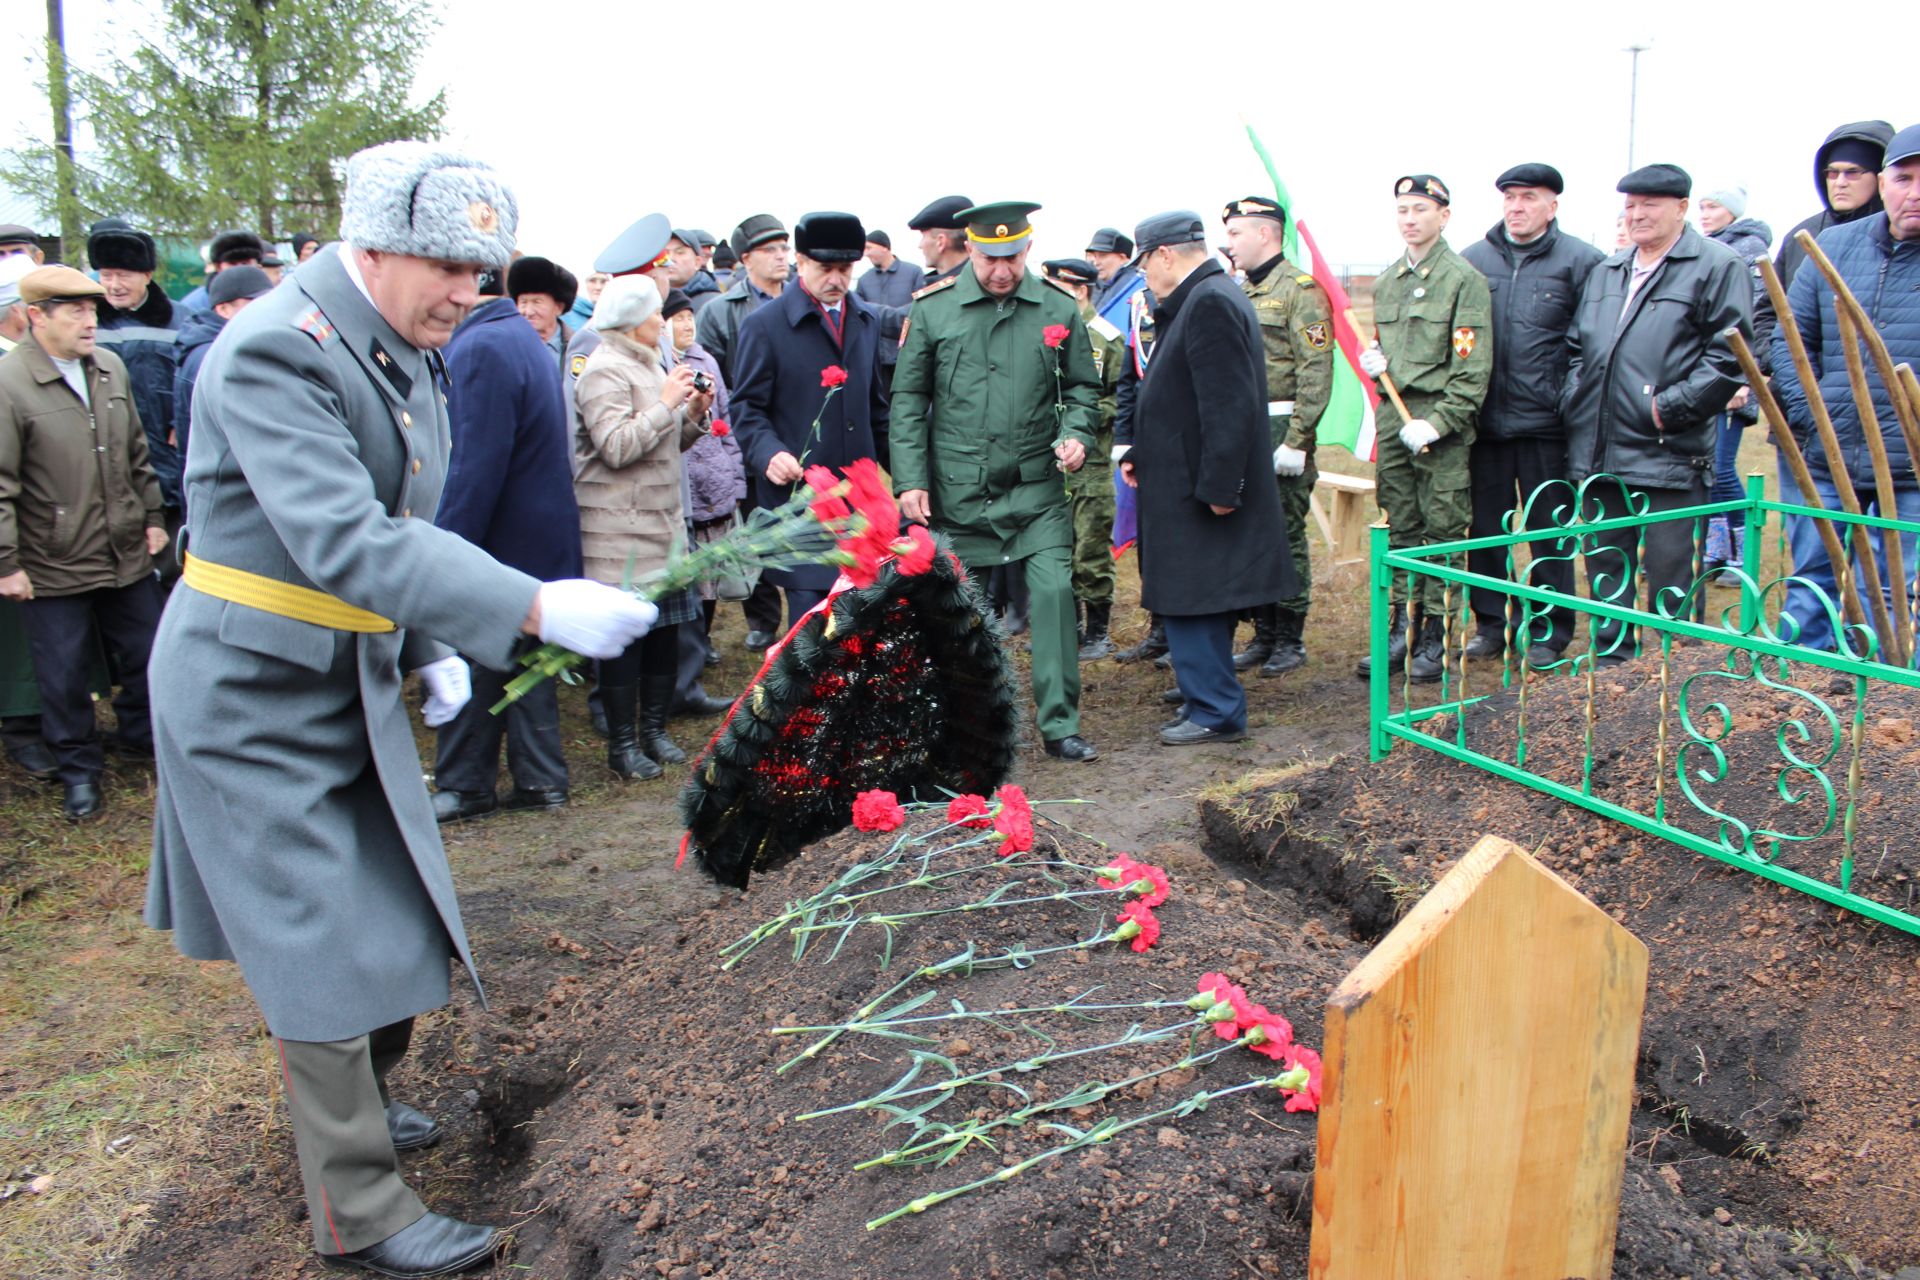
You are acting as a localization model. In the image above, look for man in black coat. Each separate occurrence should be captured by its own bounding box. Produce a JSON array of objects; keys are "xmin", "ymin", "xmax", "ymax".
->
[
  {"xmin": 730, "ymin": 212, "xmax": 889, "ymax": 624},
  {"xmin": 1120, "ymin": 213, "xmax": 1292, "ymax": 745}
]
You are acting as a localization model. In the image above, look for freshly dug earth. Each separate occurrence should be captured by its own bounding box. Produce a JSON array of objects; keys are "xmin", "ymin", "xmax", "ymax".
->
[{"xmin": 1203, "ymin": 651, "xmax": 1920, "ymax": 1274}]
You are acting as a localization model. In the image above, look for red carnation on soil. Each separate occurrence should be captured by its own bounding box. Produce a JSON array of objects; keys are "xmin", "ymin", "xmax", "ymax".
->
[
  {"xmin": 891, "ymin": 524, "xmax": 937, "ymax": 576},
  {"xmin": 946, "ymin": 793, "xmax": 992, "ymax": 829},
  {"xmin": 992, "ymin": 784, "xmax": 1035, "ymax": 855},
  {"xmin": 709, "ymin": 419, "xmax": 731, "ymax": 437},
  {"xmin": 1197, "ymin": 973, "xmax": 1256, "ymax": 1039},
  {"xmin": 851, "ymin": 789, "xmax": 906, "ymax": 832},
  {"xmin": 1098, "ymin": 852, "xmax": 1141, "ymax": 883},
  {"xmin": 1279, "ymin": 1044, "xmax": 1323, "ymax": 1113},
  {"xmin": 821, "ymin": 365, "xmax": 849, "ymax": 388},
  {"xmin": 1123, "ymin": 861, "xmax": 1170, "ymax": 908},
  {"xmin": 1042, "ymin": 324, "xmax": 1069, "ymax": 350},
  {"xmin": 1243, "ymin": 1004, "xmax": 1295, "ymax": 1061},
  {"xmin": 1114, "ymin": 900, "xmax": 1160, "ymax": 952}
]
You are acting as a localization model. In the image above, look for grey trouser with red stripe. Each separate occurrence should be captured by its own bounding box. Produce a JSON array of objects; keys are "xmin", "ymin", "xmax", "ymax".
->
[{"xmin": 278, "ymin": 1019, "xmax": 425, "ymax": 1254}]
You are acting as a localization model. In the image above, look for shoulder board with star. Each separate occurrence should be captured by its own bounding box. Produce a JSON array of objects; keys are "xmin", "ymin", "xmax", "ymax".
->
[
  {"xmin": 292, "ymin": 307, "xmax": 337, "ymax": 346},
  {"xmin": 1089, "ymin": 315, "xmax": 1122, "ymax": 342},
  {"xmin": 911, "ymin": 275, "xmax": 959, "ymax": 301}
]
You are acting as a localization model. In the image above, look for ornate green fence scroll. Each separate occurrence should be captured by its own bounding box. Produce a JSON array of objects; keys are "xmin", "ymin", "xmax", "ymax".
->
[{"xmin": 1367, "ymin": 472, "xmax": 1920, "ymax": 937}]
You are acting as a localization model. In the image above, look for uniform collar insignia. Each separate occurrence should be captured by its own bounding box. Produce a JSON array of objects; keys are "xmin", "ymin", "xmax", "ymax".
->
[{"xmin": 368, "ymin": 336, "xmax": 413, "ymax": 399}]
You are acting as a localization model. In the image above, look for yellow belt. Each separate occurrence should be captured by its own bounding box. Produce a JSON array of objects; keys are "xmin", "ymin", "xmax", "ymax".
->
[{"xmin": 182, "ymin": 553, "xmax": 395, "ymax": 633}]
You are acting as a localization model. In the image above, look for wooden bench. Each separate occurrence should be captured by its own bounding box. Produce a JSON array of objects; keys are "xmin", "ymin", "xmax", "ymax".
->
[{"xmin": 1310, "ymin": 471, "xmax": 1376, "ymax": 566}]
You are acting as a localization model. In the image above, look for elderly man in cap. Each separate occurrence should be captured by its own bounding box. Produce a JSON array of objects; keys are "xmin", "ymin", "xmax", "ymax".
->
[
  {"xmin": 1354, "ymin": 174, "xmax": 1494, "ymax": 683},
  {"xmin": 173, "ymin": 264, "xmax": 275, "ymax": 465},
  {"xmin": 0, "ymin": 255, "xmax": 58, "ymax": 783},
  {"xmin": 1042, "ymin": 257, "xmax": 1125, "ymax": 660},
  {"xmin": 908, "ymin": 195, "xmax": 974, "ymax": 288},
  {"xmin": 88, "ymin": 217, "xmax": 185, "ymax": 540},
  {"xmin": 733, "ymin": 213, "xmax": 890, "ymax": 625},
  {"xmin": 1560, "ymin": 163, "xmax": 1750, "ymax": 662},
  {"xmin": 0, "ymin": 253, "xmax": 31, "ymax": 350},
  {"xmin": 892, "ymin": 200, "xmax": 1103, "ymax": 761},
  {"xmin": 143, "ymin": 141, "xmax": 658, "ymax": 1277},
  {"xmin": 180, "ymin": 229, "xmax": 268, "ymax": 316},
  {"xmin": 1220, "ymin": 195, "xmax": 1335, "ymax": 677},
  {"xmin": 0, "ymin": 266, "xmax": 169, "ymax": 820},
  {"xmin": 0, "ymin": 224, "xmax": 44, "ymax": 263},
  {"xmin": 508, "ymin": 255, "xmax": 579, "ymax": 361},
  {"xmin": 1120, "ymin": 213, "xmax": 1293, "ymax": 744},
  {"xmin": 665, "ymin": 229, "xmax": 722, "ymax": 311},
  {"xmin": 1086, "ymin": 227, "xmax": 1147, "ymax": 332},
  {"xmin": 1459, "ymin": 164, "xmax": 1604, "ymax": 667},
  {"xmin": 697, "ymin": 214, "xmax": 791, "ymax": 386}
]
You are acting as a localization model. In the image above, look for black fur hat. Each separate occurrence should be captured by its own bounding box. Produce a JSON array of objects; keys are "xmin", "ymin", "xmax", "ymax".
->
[
  {"xmin": 209, "ymin": 229, "xmax": 267, "ymax": 265},
  {"xmin": 86, "ymin": 217, "xmax": 157, "ymax": 273},
  {"xmin": 507, "ymin": 256, "xmax": 578, "ymax": 311}
]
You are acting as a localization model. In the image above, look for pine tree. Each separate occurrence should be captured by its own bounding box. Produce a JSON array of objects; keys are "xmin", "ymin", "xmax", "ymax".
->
[{"xmin": 5, "ymin": 0, "xmax": 446, "ymax": 242}]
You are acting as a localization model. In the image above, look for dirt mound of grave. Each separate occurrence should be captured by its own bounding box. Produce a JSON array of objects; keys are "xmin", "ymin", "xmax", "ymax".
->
[
  {"xmin": 475, "ymin": 797, "xmax": 1892, "ymax": 1280},
  {"xmin": 1202, "ymin": 650, "xmax": 1920, "ymax": 1273}
]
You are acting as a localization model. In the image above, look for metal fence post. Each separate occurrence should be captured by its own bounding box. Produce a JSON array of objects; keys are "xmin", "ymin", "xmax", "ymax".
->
[
  {"xmin": 1369, "ymin": 521, "xmax": 1391, "ymax": 761},
  {"xmin": 1742, "ymin": 471, "xmax": 1766, "ymax": 630}
]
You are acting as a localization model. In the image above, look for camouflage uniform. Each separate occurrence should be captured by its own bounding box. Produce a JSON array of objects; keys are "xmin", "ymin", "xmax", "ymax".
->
[
  {"xmin": 1066, "ymin": 300, "xmax": 1123, "ymax": 608},
  {"xmin": 1244, "ymin": 256, "xmax": 1333, "ymax": 617}
]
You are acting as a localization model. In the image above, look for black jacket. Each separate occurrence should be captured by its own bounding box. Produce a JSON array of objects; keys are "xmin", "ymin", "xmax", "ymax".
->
[
  {"xmin": 1560, "ymin": 227, "xmax": 1752, "ymax": 491},
  {"xmin": 1775, "ymin": 120, "xmax": 1894, "ymax": 288},
  {"xmin": 1132, "ymin": 260, "xmax": 1292, "ymax": 616},
  {"xmin": 1461, "ymin": 220, "xmax": 1605, "ymax": 441}
]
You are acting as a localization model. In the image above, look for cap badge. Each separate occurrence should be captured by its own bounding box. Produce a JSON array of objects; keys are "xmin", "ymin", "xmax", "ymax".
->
[
  {"xmin": 468, "ymin": 202, "xmax": 499, "ymax": 234},
  {"xmin": 1396, "ymin": 179, "xmax": 1414, "ymax": 195},
  {"xmin": 995, "ymin": 224, "xmax": 1009, "ymax": 237}
]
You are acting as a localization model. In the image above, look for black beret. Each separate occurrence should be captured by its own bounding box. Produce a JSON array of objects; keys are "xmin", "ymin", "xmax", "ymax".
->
[
  {"xmin": 1042, "ymin": 258, "xmax": 1098, "ymax": 287},
  {"xmin": 1394, "ymin": 175, "xmax": 1451, "ymax": 206},
  {"xmin": 208, "ymin": 264, "xmax": 273, "ymax": 306},
  {"xmin": 87, "ymin": 217, "xmax": 157, "ymax": 273},
  {"xmin": 729, "ymin": 213, "xmax": 788, "ymax": 259},
  {"xmin": 1617, "ymin": 163, "xmax": 1691, "ymax": 198},
  {"xmin": 1494, "ymin": 163, "xmax": 1564, "ymax": 194},
  {"xmin": 1130, "ymin": 211, "xmax": 1208, "ymax": 263},
  {"xmin": 794, "ymin": 211, "xmax": 866, "ymax": 264},
  {"xmin": 907, "ymin": 195, "xmax": 973, "ymax": 231},
  {"xmin": 209, "ymin": 230, "xmax": 266, "ymax": 265},
  {"xmin": 661, "ymin": 288, "xmax": 694, "ymax": 320},
  {"xmin": 1222, "ymin": 196, "xmax": 1286, "ymax": 225},
  {"xmin": 864, "ymin": 229, "xmax": 891, "ymax": 249},
  {"xmin": 1084, "ymin": 227, "xmax": 1134, "ymax": 256},
  {"xmin": 508, "ymin": 255, "xmax": 579, "ymax": 311}
]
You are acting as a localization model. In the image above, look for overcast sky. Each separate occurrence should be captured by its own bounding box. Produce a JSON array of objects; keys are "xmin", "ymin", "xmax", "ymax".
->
[{"xmin": 2, "ymin": 0, "xmax": 1912, "ymax": 273}]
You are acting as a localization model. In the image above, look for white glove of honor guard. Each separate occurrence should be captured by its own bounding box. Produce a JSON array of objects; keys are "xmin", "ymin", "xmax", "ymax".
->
[
  {"xmin": 1399, "ymin": 419, "xmax": 1441, "ymax": 452},
  {"xmin": 537, "ymin": 579, "xmax": 659, "ymax": 659},
  {"xmin": 416, "ymin": 655, "xmax": 471, "ymax": 727},
  {"xmin": 1359, "ymin": 345, "xmax": 1388, "ymax": 378},
  {"xmin": 1273, "ymin": 444, "xmax": 1307, "ymax": 476}
]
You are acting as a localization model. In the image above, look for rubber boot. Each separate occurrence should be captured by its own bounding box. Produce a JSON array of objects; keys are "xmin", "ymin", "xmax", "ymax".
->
[
  {"xmin": 1261, "ymin": 608, "xmax": 1307, "ymax": 676},
  {"xmin": 640, "ymin": 673, "xmax": 686, "ymax": 765},
  {"xmin": 1354, "ymin": 604, "xmax": 1412, "ymax": 679},
  {"xmin": 603, "ymin": 685, "xmax": 661, "ymax": 780},
  {"xmin": 1232, "ymin": 604, "xmax": 1279, "ymax": 672},
  {"xmin": 1115, "ymin": 614, "xmax": 1169, "ymax": 664},
  {"xmin": 1406, "ymin": 614, "xmax": 1450, "ymax": 684},
  {"xmin": 1078, "ymin": 602, "xmax": 1114, "ymax": 662}
]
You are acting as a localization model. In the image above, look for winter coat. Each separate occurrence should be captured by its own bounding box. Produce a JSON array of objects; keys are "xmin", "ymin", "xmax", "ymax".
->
[
  {"xmin": 565, "ymin": 294, "xmax": 597, "ymax": 331},
  {"xmin": 439, "ymin": 298, "xmax": 583, "ymax": 581},
  {"xmin": 1772, "ymin": 213, "xmax": 1920, "ymax": 490},
  {"xmin": 1560, "ymin": 226, "xmax": 1752, "ymax": 491},
  {"xmin": 573, "ymin": 329, "xmax": 707, "ymax": 587},
  {"xmin": 729, "ymin": 284, "xmax": 889, "ymax": 589},
  {"xmin": 1707, "ymin": 217, "xmax": 1777, "ymax": 416},
  {"xmin": 172, "ymin": 307, "xmax": 226, "ymax": 465},
  {"xmin": 1461, "ymin": 220, "xmax": 1606, "ymax": 440},
  {"xmin": 0, "ymin": 338, "xmax": 164, "ymax": 595},
  {"xmin": 145, "ymin": 244, "xmax": 542, "ymax": 1042},
  {"xmin": 1776, "ymin": 121, "xmax": 1896, "ymax": 288},
  {"xmin": 682, "ymin": 269, "xmax": 722, "ymax": 312},
  {"xmin": 693, "ymin": 276, "xmax": 779, "ymax": 383},
  {"xmin": 95, "ymin": 284, "xmax": 183, "ymax": 508},
  {"xmin": 669, "ymin": 342, "xmax": 743, "ymax": 523},
  {"xmin": 1131, "ymin": 259, "xmax": 1293, "ymax": 617}
]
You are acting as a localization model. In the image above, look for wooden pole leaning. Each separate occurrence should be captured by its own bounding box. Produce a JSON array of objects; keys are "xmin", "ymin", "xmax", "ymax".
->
[
  {"xmin": 1346, "ymin": 307, "xmax": 1426, "ymax": 457},
  {"xmin": 1798, "ymin": 231, "xmax": 1920, "ymax": 477},
  {"xmin": 1834, "ymin": 305, "xmax": 1912, "ymax": 664}
]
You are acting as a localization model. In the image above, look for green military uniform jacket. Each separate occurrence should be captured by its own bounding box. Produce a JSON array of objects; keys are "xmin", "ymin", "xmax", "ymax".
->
[
  {"xmin": 1063, "ymin": 291, "xmax": 1124, "ymax": 496},
  {"xmin": 1372, "ymin": 236, "xmax": 1493, "ymax": 444},
  {"xmin": 1242, "ymin": 255, "xmax": 1334, "ymax": 451},
  {"xmin": 891, "ymin": 268, "xmax": 1101, "ymax": 564}
]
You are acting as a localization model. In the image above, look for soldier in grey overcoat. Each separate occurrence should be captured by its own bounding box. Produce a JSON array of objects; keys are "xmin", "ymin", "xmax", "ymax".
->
[{"xmin": 143, "ymin": 142, "xmax": 658, "ymax": 1278}]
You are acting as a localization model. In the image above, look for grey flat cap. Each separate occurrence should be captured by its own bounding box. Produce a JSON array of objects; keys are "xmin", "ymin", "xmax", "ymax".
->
[{"xmin": 339, "ymin": 141, "xmax": 518, "ymax": 269}]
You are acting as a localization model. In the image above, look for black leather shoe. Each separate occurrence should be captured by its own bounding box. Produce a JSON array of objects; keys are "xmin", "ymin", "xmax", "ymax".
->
[
  {"xmin": 1152, "ymin": 652, "xmax": 1173, "ymax": 670},
  {"xmin": 671, "ymin": 691, "xmax": 733, "ymax": 719},
  {"xmin": 1525, "ymin": 643, "xmax": 1565, "ymax": 670},
  {"xmin": 744, "ymin": 629, "xmax": 774, "ymax": 651},
  {"xmin": 1159, "ymin": 713, "xmax": 1188, "ymax": 731},
  {"xmin": 6, "ymin": 739, "xmax": 57, "ymax": 781},
  {"xmin": 431, "ymin": 789, "xmax": 497, "ymax": 824},
  {"xmin": 500, "ymin": 787, "xmax": 567, "ymax": 813},
  {"xmin": 320, "ymin": 1211, "xmax": 502, "ymax": 1277},
  {"xmin": 386, "ymin": 1101, "xmax": 443, "ymax": 1152},
  {"xmin": 1043, "ymin": 734, "xmax": 1099, "ymax": 762},
  {"xmin": 703, "ymin": 649, "xmax": 722, "ymax": 667},
  {"xmin": 62, "ymin": 780, "xmax": 104, "ymax": 821},
  {"xmin": 1159, "ymin": 721, "xmax": 1247, "ymax": 746},
  {"xmin": 1160, "ymin": 686, "xmax": 1185, "ymax": 704},
  {"xmin": 1463, "ymin": 623, "xmax": 1506, "ymax": 659}
]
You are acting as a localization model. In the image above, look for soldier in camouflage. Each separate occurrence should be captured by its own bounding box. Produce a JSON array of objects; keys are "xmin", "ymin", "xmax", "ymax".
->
[{"xmin": 1042, "ymin": 258, "xmax": 1124, "ymax": 661}]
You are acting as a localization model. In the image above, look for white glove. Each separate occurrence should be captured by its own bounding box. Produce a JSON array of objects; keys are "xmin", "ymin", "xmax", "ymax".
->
[
  {"xmin": 1110, "ymin": 444, "xmax": 1131, "ymax": 463},
  {"xmin": 1359, "ymin": 345, "xmax": 1388, "ymax": 378},
  {"xmin": 416, "ymin": 655, "xmax": 471, "ymax": 728},
  {"xmin": 536, "ymin": 579, "xmax": 659, "ymax": 659},
  {"xmin": 1399, "ymin": 419, "xmax": 1440, "ymax": 452},
  {"xmin": 1273, "ymin": 444, "xmax": 1307, "ymax": 476}
]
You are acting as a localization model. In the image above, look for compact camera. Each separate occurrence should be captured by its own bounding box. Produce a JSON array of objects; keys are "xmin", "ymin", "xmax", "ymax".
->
[{"xmin": 691, "ymin": 371, "xmax": 714, "ymax": 394}]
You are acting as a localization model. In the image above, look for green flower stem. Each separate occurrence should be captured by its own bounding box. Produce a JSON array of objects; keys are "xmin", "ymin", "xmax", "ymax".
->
[
  {"xmin": 787, "ymin": 885, "xmax": 1131, "ymax": 938},
  {"xmin": 864, "ymin": 1073, "xmax": 1291, "ymax": 1230},
  {"xmin": 772, "ymin": 993, "xmax": 1195, "ymax": 1038}
]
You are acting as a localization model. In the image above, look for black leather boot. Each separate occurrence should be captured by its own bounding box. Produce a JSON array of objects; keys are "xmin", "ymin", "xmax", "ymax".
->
[
  {"xmin": 1406, "ymin": 614, "xmax": 1450, "ymax": 684},
  {"xmin": 1355, "ymin": 604, "xmax": 1413, "ymax": 679},
  {"xmin": 1114, "ymin": 614, "xmax": 1168, "ymax": 664},
  {"xmin": 1078, "ymin": 602, "xmax": 1113, "ymax": 662},
  {"xmin": 1232, "ymin": 605, "xmax": 1279, "ymax": 672},
  {"xmin": 319, "ymin": 1211, "xmax": 502, "ymax": 1276},
  {"xmin": 1463, "ymin": 616, "xmax": 1506, "ymax": 659},
  {"xmin": 1262, "ymin": 608, "xmax": 1307, "ymax": 676},
  {"xmin": 640, "ymin": 673, "xmax": 686, "ymax": 765},
  {"xmin": 602, "ymin": 685, "xmax": 660, "ymax": 780}
]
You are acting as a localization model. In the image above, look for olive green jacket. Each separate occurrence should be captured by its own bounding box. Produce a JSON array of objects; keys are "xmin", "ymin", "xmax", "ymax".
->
[
  {"xmin": 891, "ymin": 268, "xmax": 1100, "ymax": 562},
  {"xmin": 1242, "ymin": 254, "xmax": 1334, "ymax": 451},
  {"xmin": 1372, "ymin": 236, "xmax": 1494, "ymax": 444},
  {"xmin": 1064, "ymin": 293, "xmax": 1124, "ymax": 496}
]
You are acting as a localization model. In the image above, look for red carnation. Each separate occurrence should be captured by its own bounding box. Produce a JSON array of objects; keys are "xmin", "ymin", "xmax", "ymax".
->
[
  {"xmin": 851, "ymin": 789, "xmax": 906, "ymax": 832},
  {"xmin": 1042, "ymin": 324, "xmax": 1070, "ymax": 350},
  {"xmin": 1279, "ymin": 1044, "xmax": 1323, "ymax": 1113},
  {"xmin": 821, "ymin": 365, "xmax": 849, "ymax": 388},
  {"xmin": 709, "ymin": 418, "xmax": 731, "ymax": 438},
  {"xmin": 993, "ymin": 806, "xmax": 1034, "ymax": 856},
  {"xmin": 842, "ymin": 535, "xmax": 891, "ymax": 588},
  {"xmin": 1123, "ymin": 861, "xmax": 1170, "ymax": 908},
  {"xmin": 1114, "ymin": 900, "xmax": 1160, "ymax": 952},
  {"xmin": 1243, "ymin": 1004, "xmax": 1295, "ymax": 1061},
  {"xmin": 804, "ymin": 465, "xmax": 851, "ymax": 523},
  {"xmin": 1098, "ymin": 853, "xmax": 1142, "ymax": 885},
  {"xmin": 1197, "ymin": 974, "xmax": 1255, "ymax": 1039},
  {"xmin": 946, "ymin": 793, "xmax": 992, "ymax": 829},
  {"xmin": 891, "ymin": 524, "xmax": 937, "ymax": 576},
  {"xmin": 843, "ymin": 459, "xmax": 900, "ymax": 533}
]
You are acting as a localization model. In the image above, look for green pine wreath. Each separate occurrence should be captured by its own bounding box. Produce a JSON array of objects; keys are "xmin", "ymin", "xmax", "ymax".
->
[{"xmin": 679, "ymin": 537, "xmax": 1019, "ymax": 889}]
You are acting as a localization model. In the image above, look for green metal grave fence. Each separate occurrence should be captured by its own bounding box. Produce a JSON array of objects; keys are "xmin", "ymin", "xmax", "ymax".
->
[{"xmin": 1367, "ymin": 472, "xmax": 1920, "ymax": 937}]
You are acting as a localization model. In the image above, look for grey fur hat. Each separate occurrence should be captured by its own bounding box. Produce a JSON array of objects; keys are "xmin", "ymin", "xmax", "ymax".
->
[{"xmin": 339, "ymin": 141, "xmax": 518, "ymax": 269}]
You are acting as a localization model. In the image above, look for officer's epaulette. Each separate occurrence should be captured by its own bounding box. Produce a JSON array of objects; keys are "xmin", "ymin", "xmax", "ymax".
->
[
  {"xmin": 1296, "ymin": 274, "xmax": 1316, "ymax": 288},
  {"xmin": 292, "ymin": 307, "xmax": 336, "ymax": 346},
  {"xmin": 912, "ymin": 275, "xmax": 959, "ymax": 301}
]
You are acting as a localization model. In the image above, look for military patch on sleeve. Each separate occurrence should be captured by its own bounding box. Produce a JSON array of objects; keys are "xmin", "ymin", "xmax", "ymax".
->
[
  {"xmin": 1089, "ymin": 315, "xmax": 1122, "ymax": 342},
  {"xmin": 570, "ymin": 353, "xmax": 587, "ymax": 378},
  {"xmin": 1452, "ymin": 326, "xmax": 1477, "ymax": 359},
  {"xmin": 911, "ymin": 275, "xmax": 958, "ymax": 301},
  {"xmin": 293, "ymin": 308, "xmax": 335, "ymax": 345},
  {"xmin": 1302, "ymin": 321, "xmax": 1331, "ymax": 351}
]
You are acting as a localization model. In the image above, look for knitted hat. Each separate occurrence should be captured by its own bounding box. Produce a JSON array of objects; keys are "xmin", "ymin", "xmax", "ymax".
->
[
  {"xmin": 1700, "ymin": 183, "xmax": 1749, "ymax": 219},
  {"xmin": 590, "ymin": 273, "xmax": 662, "ymax": 331},
  {"xmin": 338, "ymin": 141, "xmax": 518, "ymax": 269}
]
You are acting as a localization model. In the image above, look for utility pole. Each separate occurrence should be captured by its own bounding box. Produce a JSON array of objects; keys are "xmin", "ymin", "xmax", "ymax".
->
[
  {"xmin": 1624, "ymin": 42, "xmax": 1652, "ymax": 172},
  {"xmin": 45, "ymin": 0, "xmax": 83, "ymax": 264}
]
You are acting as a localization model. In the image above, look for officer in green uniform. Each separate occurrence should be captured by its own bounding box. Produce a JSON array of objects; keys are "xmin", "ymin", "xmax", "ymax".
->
[
  {"xmin": 1355, "ymin": 174, "xmax": 1493, "ymax": 683},
  {"xmin": 1042, "ymin": 257, "xmax": 1124, "ymax": 661},
  {"xmin": 1221, "ymin": 196, "xmax": 1333, "ymax": 676},
  {"xmin": 893, "ymin": 201, "xmax": 1103, "ymax": 762}
]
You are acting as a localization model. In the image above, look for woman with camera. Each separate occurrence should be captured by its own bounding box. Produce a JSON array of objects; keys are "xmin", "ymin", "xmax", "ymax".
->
[{"xmin": 575, "ymin": 276, "xmax": 716, "ymax": 779}]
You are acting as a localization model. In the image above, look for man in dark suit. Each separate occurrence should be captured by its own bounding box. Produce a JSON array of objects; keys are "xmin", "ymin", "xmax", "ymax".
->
[
  {"xmin": 1120, "ymin": 212, "xmax": 1293, "ymax": 745},
  {"xmin": 729, "ymin": 212, "xmax": 890, "ymax": 624}
]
